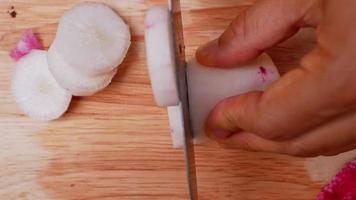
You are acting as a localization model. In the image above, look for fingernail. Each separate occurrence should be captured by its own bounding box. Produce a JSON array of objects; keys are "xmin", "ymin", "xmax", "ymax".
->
[{"xmin": 211, "ymin": 130, "xmax": 231, "ymax": 140}]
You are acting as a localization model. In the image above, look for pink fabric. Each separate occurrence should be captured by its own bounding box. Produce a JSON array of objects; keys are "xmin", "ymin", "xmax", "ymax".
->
[
  {"xmin": 10, "ymin": 30, "xmax": 44, "ymax": 61},
  {"xmin": 317, "ymin": 160, "xmax": 356, "ymax": 200}
]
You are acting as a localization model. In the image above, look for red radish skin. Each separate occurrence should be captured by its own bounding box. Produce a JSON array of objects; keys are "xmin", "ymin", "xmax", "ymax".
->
[
  {"xmin": 258, "ymin": 66, "xmax": 273, "ymax": 83},
  {"xmin": 317, "ymin": 160, "xmax": 356, "ymax": 200},
  {"xmin": 10, "ymin": 30, "xmax": 44, "ymax": 61}
]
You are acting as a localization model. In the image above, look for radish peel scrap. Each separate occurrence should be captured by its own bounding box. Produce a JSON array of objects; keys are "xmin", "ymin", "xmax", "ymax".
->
[
  {"xmin": 317, "ymin": 160, "xmax": 356, "ymax": 200},
  {"xmin": 10, "ymin": 30, "xmax": 44, "ymax": 61}
]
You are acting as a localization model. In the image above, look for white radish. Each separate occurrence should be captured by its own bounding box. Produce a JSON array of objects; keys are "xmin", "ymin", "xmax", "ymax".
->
[
  {"xmin": 47, "ymin": 45, "xmax": 117, "ymax": 96},
  {"xmin": 145, "ymin": 6, "xmax": 180, "ymax": 107},
  {"xmin": 187, "ymin": 53, "xmax": 280, "ymax": 143},
  {"xmin": 11, "ymin": 50, "xmax": 72, "ymax": 121},
  {"xmin": 54, "ymin": 2, "xmax": 131, "ymax": 76},
  {"xmin": 167, "ymin": 104, "xmax": 185, "ymax": 148}
]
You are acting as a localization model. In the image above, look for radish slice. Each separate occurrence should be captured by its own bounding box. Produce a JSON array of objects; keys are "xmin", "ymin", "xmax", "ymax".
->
[
  {"xmin": 10, "ymin": 30, "xmax": 44, "ymax": 61},
  {"xmin": 47, "ymin": 45, "xmax": 117, "ymax": 96},
  {"xmin": 167, "ymin": 104, "xmax": 185, "ymax": 148},
  {"xmin": 11, "ymin": 50, "xmax": 72, "ymax": 121},
  {"xmin": 167, "ymin": 103, "xmax": 201, "ymax": 148},
  {"xmin": 187, "ymin": 53, "xmax": 280, "ymax": 143},
  {"xmin": 54, "ymin": 2, "xmax": 131, "ymax": 76},
  {"xmin": 145, "ymin": 6, "xmax": 180, "ymax": 107}
]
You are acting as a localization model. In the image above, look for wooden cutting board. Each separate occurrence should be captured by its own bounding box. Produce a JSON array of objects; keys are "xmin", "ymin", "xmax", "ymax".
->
[{"xmin": 0, "ymin": 0, "xmax": 355, "ymax": 199}]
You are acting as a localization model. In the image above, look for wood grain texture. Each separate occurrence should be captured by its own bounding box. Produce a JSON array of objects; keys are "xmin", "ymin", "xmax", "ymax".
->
[{"xmin": 0, "ymin": 0, "xmax": 355, "ymax": 200}]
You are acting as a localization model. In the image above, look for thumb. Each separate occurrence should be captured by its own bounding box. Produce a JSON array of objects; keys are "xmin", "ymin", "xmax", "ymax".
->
[{"xmin": 196, "ymin": 0, "xmax": 319, "ymax": 68}]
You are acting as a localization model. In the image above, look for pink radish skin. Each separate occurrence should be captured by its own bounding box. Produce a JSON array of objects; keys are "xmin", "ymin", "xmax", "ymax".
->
[
  {"xmin": 10, "ymin": 30, "xmax": 44, "ymax": 61},
  {"xmin": 317, "ymin": 160, "xmax": 356, "ymax": 200}
]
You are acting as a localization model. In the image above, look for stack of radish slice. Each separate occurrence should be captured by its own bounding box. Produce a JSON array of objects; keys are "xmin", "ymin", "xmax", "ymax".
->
[
  {"xmin": 145, "ymin": 6, "xmax": 280, "ymax": 148},
  {"xmin": 11, "ymin": 2, "xmax": 131, "ymax": 121}
]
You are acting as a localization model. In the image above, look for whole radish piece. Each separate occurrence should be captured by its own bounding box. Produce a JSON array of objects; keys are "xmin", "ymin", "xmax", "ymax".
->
[{"xmin": 187, "ymin": 54, "xmax": 280, "ymax": 143}]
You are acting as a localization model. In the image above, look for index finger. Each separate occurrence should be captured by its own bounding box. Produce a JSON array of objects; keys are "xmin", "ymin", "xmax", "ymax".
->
[{"xmin": 196, "ymin": 0, "xmax": 320, "ymax": 68}]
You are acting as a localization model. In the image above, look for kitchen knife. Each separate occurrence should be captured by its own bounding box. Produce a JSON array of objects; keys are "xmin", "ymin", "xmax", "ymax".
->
[{"xmin": 169, "ymin": 0, "xmax": 198, "ymax": 199}]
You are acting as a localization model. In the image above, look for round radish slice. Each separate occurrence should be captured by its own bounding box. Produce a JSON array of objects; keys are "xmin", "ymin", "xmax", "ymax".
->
[
  {"xmin": 47, "ymin": 45, "xmax": 117, "ymax": 96},
  {"xmin": 187, "ymin": 53, "xmax": 280, "ymax": 143},
  {"xmin": 11, "ymin": 50, "xmax": 72, "ymax": 121},
  {"xmin": 145, "ymin": 6, "xmax": 180, "ymax": 107},
  {"xmin": 54, "ymin": 2, "xmax": 131, "ymax": 76}
]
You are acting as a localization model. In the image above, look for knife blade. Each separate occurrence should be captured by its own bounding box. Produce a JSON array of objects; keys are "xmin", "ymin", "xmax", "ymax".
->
[{"xmin": 169, "ymin": 0, "xmax": 198, "ymax": 199}]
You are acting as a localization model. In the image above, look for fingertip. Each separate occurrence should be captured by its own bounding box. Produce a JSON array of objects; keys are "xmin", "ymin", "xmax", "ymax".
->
[
  {"xmin": 195, "ymin": 38, "xmax": 263, "ymax": 68},
  {"xmin": 204, "ymin": 98, "xmax": 229, "ymax": 140},
  {"xmin": 219, "ymin": 133, "xmax": 286, "ymax": 153},
  {"xmin": 204, "ymin": 95, "xmax": 243, "ymax": 142},
  {"xmin": 209, "ymin": 130, "xmax": 232, "ymax": 140},
  {"xmin": 195, "ymin": 39, "xmax": 219, "ymax": 67},
  {"xmin": 204, "ymin": 97, "xmax": 243, "ymax": 143},
  {"xmin": 204, "ymin": 93, "xmax": 258, "ymax": 138},
  {"xmin": 219, "ymin": 132, "xmax": 255, "ymax": 150}
]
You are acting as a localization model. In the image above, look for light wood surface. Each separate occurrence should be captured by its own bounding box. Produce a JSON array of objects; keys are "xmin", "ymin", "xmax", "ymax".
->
[{"xmin": 0, "ymin": 0, "xmax": 355, "ymax": 200}]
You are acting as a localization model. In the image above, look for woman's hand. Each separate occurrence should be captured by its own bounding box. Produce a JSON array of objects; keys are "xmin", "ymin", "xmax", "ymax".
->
[{"xmin": 196, "ymin": 0, "xmax": 356, "ymax": 157}]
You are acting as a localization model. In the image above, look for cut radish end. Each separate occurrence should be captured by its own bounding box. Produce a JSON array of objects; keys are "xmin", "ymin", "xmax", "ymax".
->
[
  {"xmin": 317, "ymin": 160, "xmax": 356, "ymax": 200},
  {"xmin": 145, "ymin": 6, "xmax": 180, "ymax": 107},
  {"xmin": 187, "ymin": 53, "xmax": 280, "ymax": 142},
  {"xmin": 10, "ymin": 30, "xmax": 44, "ymax": 61}
]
